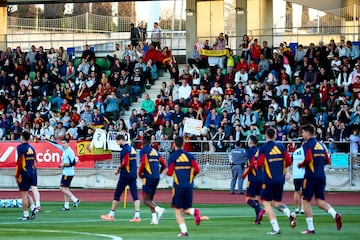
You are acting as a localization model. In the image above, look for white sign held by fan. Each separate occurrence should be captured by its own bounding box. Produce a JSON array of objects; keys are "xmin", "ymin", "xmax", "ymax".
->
[{"xmin": 183, "ymin": 118, "xmax": 203, "ymax": 136}]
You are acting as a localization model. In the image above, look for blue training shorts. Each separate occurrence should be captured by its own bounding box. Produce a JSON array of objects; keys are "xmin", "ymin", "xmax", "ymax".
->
[
  {"xmin": 142, "ymin": 178, "xmax": 160, "ymax": 196},
  {"xmin": 302, "ymin": 178, "xmax": 326, "ymax": 201},
  {"xmin": 18, "ymin": 170, "xmax": 37, "ymax": 191},
  {"xmin": 114, "ymin": 176, "xmax": 138, "ymax": 201},
  {"xmin": 171, "ymin": 187, "xmax": 193, "ymax": 209},
  {"xmin": 246, "ymin": 179, "xmax": 263, "ymax": 198},
  {"xmin": 261, "ymin": 181, "xmax": 284, "ymax": 202},
  {"xmin": 60, "ymin": 175, "xmax": 74, "ymax": 188}
]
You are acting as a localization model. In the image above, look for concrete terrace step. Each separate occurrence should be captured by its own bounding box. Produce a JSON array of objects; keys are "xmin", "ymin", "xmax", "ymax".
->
[{"xmin": 121, "ymin": 73, "xmax": 171, "ymax": 124}]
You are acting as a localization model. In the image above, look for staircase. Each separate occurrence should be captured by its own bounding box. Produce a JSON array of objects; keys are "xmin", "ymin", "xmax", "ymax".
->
[{"xmin": 121, "ymin": 71, "xmax": 171, "ymax": 127}]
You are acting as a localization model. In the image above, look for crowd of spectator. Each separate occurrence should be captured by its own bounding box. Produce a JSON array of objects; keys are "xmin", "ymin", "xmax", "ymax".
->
[{"xmin": 0, "ymin": 31, "xmax": 360, "ymax": 154}]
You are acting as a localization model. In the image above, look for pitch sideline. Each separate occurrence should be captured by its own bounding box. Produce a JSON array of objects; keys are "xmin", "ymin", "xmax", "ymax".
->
[{"xmin": 0, "ymin": 228, "xmax": 123, "ymax": 240}]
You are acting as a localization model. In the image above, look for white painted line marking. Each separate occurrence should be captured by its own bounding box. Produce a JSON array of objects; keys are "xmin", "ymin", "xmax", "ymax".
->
[{"xmin": 1, "ymin": 228, "xmax": 123, "ymax": 240}]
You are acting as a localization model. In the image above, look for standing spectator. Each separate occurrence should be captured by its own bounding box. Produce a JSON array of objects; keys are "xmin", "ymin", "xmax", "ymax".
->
[
  {"xmin": 138, "ymin": 21, "xmax": 147, "ymax": 43},
  {"xmin": 250, "ymin": 39, "xmax": 262, "ymax": 63},
  {"xmin": 151, "ymin": 22, "xmax": 163, "ymax": 50},
  {"xmin": 130, "ymin": 23, "xmax": 141, "ymax": 48}
]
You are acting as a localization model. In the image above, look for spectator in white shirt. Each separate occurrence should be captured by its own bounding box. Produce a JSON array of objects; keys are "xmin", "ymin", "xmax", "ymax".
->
[
  {"xmin": 178, "ymin": 79, "xmax": 191, "ymax": 107},
  {"xmin": 234, "ymin": 67, "xmax": 248, "ymax": 85}
]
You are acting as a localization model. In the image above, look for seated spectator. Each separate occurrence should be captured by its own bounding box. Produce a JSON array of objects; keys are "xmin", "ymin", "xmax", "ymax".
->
[
  {"xmin": 54, "ymin": 121, "xmax": 66, "ymax": 140},
  {"xmin": 177, "ymin": 79, "xmax": 192, "ymax": 107},
  {"xmin": 130, "ymin": 68, "xmax": 145, "ymax": 102},
  {"xmin": 140, "ymin": 93, "xmax": 156, "ymax": 115},
  {"xmin": 234, "ymin": 67, "xmax": 248, "ymax": 85},
  {"xmin": 59, "ymin": 98, "xmax": 71, "ymax": 115},
  {"xmin": 60, "ymin": 110, "xmax": 72, "ymax": 129},
  {"xmin": 144, "ymin": 43, "xmax": 161, "ymax": 63},
  {"xmin": 240, "ymin": 124, "xmax": 260, "ymax": 142},
  {"xmin": 240, "ymin": 107, "xmax": 257, "ymax": 130},
  {"xmin": 91, "ymin": 107, "xmax": 104, "ymax": 128},
  {"xmin": 116, "ymin": 78, "xmax": 131, "ymax": 114},
  {"xmin": 153, "ymin": 104, "xmax": 166, "ymax": 127},
  {"xmin": 205, "ymin": 108, "xmax": 220, "ymax": 134},
  {"xmin": 65, "ymin": 121, "xmax": 78, "ymax": 140},
  {"xmin": 144, "ymin": 58, "xmax": 158, "ymax": 86},
  {"xmin": 171, "ymin": 104, "xmax": 184, "ymax": 127},
  {"xmin": 104, "ymin": 91, "xmax": 120, "ymax": 121},
  {"xmin": 210, "ymin": 81, "xmax": 223, "ymax": 102}
]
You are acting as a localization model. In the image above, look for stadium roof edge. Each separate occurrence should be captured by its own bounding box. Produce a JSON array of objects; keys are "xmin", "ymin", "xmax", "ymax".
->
[{"xmin": 7, "ymin": 0, "xmax": 159, "ymax": 5}]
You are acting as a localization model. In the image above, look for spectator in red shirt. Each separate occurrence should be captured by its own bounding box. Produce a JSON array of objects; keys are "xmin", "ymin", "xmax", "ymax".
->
[
  {"xmin": 189, "ymin": 95, "xmax": 202, "ymax": 111},
  {"xmin": 60, "ymin": 99, "xmax": 71, "ymax": 115},
  {"xmin": 144, "ymin": 43, "xmax": 161, "ymax": 63},
  {"xmin": 250, "ymin": 39, "xmax": 262, "ymax": 63},
  {"xmin": 70, "ymin": 108, "xmax": 80, "ymax": 124},
  {"xmin": 235, "ymin": 57, "xmax": 248, "ymax": 72}
]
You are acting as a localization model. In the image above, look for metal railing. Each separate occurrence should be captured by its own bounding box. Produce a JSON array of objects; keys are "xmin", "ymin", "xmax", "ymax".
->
[
  {"xmin": 93, "ymin": 140, "xmax": 359, "ymax": 185},
  {"xmin": 7, "ymin": 13, "xmax": 186, "ymax": 33}
]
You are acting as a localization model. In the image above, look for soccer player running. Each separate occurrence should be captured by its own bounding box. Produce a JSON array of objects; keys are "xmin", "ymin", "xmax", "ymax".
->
[
  {"xmin": 101, "ymin": 134, "xmax": 141, "ymax": 222},
  {"xmin": 166, "ymin": 136, "xmax": 201, "ymax": 237},
  {"xmin": 138, "ymin": 136, "xmax": 167, "ymax": 224},
  {"xmin": 298, "ymin": 124, "xmax": 342, "ymax": 234},
  {"xmin": 291, "ymin": 143, "xmax": 305, "ymax": 214},
  {"xmin": 15, "ymin": 131, "xmax": 41, "ymax": 220},
  {"xmin": 242, "ymin": 135, "xmax": 265, "ymax": 224},
  {"xmin": 59, "ymin": 139, "xmax": 80, "ymax": 211},
  {"xmin": 256, "ymin": 128, "xmax": 295, "ymax": 235}
]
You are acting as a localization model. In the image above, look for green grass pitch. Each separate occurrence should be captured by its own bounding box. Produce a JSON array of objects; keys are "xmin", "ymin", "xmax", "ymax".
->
[{"xmin": 0, "ymin": 203, "xmax": 359, "ymax": 240}]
